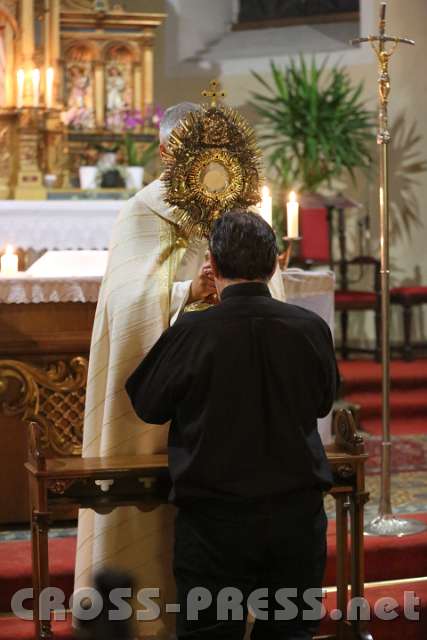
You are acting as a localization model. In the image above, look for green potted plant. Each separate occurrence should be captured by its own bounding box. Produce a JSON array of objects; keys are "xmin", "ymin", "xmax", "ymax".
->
[
  {"xmin": 250, "ymin": 56, "xmax": 374, "ymax": 194},
  {"xmin": 124, "ymin": 136, "xmax": 158, "ymax": 190}
]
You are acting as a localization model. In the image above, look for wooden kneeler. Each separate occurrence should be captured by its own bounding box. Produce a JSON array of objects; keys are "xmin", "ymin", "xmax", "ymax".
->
[{"xmin": 0, "ymin": 359, "xmax": 371, "ymax": 640}]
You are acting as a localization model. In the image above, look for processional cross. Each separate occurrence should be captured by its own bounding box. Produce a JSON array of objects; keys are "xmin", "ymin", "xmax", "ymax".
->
[{"xmin": 351, "ymin": 4, "xmax": 424, "ymax": 537}]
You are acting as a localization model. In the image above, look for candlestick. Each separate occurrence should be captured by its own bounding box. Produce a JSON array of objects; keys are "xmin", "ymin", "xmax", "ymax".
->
[
  {"xmin": 1, "ymin": 245, "xmax": 18, "ymax": 276},
  {"xmin": 286, "ymin": 191, "xmax": 299, "ymax": 238},
  {"xmin": 45, "ymin": 67, "xmax": 54, "ymax": 109},
  {"xmin": 17, "ymin": 69, "xmax": 25, "ymax": 109},
  {"xmin": 32, "ymin": 68, "xmax": 40, "ymax": 108},
  {"xmin": 260, "ymin": 185, "xmax": 273, "ymax": 226}
]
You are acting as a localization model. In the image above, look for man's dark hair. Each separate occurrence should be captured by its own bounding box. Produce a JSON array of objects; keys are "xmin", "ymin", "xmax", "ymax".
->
[{"xmin": 209, "ymin": 209, "xmax": 278, "ymax": 281}]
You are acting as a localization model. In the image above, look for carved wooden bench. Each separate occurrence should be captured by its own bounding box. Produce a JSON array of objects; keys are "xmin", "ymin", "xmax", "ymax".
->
[{"xmin": 0, "ymin": 358, "xmax": 371, "ymax": 640}]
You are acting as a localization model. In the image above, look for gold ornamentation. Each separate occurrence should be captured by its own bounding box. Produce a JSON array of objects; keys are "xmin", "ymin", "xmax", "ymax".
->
[
  {"xmin": 0, "ymin": 358, "xmax": 88, "ymax": 457},
  {"xmin": 47, "ymin": 479, "xmax": 76, "ymax": 495},
  {"xmin": 201, "ymin": 80, "xmax": 226, "ymax": 108},
  {"xmin": 162, "ymin": 96, "xmax": 263, "ymax": 239}
]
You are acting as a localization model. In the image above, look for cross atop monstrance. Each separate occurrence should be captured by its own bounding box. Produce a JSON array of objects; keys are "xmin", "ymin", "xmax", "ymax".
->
[
  {"xmin": 201, "ymin": 80, "xmax": 226, "ymax": 107},
  {"xmin": 351, "ymin": 3, "xmax": 422, "ymax": 538}
]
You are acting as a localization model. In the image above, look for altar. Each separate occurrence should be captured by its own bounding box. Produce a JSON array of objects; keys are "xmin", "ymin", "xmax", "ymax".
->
[
  {"xmin": 0, "ymin": 200, "xmax": 122, "ymax": 251},
  {"xmin": 0, "ymin": 252, "xmax": 335, "ymax": 523}
]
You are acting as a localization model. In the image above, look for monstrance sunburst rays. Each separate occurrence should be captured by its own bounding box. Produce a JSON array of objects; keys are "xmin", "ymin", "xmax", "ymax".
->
[{"xmin": 162, "ymin": 102, "xmax": 263, "ymax": 239}]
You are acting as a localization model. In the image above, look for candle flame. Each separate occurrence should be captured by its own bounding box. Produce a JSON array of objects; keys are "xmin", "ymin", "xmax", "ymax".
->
[
  {"xmin": 5, "ymin": 245, "xmax": 14, "ymax": 256},
  {"xmin": 289, "ymin": 191, "xmax": 298, "ymax": 203}
]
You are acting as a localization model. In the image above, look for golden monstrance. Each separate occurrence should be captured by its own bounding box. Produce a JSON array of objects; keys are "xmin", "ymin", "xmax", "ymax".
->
[{"xmin": 162, "ymin": 81, "xmax": 263, "ymax": 239}]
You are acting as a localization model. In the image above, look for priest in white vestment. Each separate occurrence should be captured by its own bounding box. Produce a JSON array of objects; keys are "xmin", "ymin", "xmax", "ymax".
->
[{"xmin": 75, "ymin": 102, "xmax": 285, "ymax": 639}]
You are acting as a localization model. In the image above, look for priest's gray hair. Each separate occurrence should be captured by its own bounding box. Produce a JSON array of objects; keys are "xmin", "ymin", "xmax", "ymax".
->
[{"xmin": 159, "ymin": 102, "xmax": 201, "ymax": 146}]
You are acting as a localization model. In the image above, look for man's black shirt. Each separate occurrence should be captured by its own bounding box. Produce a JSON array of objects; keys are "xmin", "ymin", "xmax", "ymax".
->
[{"xmin": 126, "ymin": 282, "xmax": 337, "ymax": 505}]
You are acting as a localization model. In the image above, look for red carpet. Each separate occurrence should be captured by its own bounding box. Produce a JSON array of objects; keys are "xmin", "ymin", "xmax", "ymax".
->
[
  {"xmin": 339, "ymin": 359, "xmax": 427, "ymax": 438},
  {"xmin": 1, "ymin": 514, "xmax": 427, "ymax": 638},
  {"xmin": 0, "ymin": 618, "xmax": 73, "ymax": 640},
  {"xmin": 0, "ymin": 538, "xmax": 75, "ymax": 613},
  {"xmin": 0, "ymin": 359, "xmax": 425, "ymax": 638}
]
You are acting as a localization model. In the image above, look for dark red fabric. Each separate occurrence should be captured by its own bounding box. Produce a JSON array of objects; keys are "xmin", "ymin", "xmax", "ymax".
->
[
  {"xmin": 324, "ymin": 513, "xmax": 427, "ymax": 587},
  {"xmin": 345, "ymin": 389, "xmax": 427, "ymax": 420},
  {"xmin": 335, "ymin": 290, "xmax": 377, "ymax": 309},
  {"xmin": 391, "ymin": 286, "xmax": 427, "ymax": 304},
  {"xmin": 0, "ymin": 618, "xmax": 73, "ymax": 640},
  {"xmin": 0, "ymin": 537, "xmax": 75, "ymax": 612},
  {"xmin": 338, "ymin": 359, "xmax": 427, "ymax": 436},
  {"xmin": 319, "ymin": 580, "xmax": 427, "ymax": 640},
  {"xmin": 299, "ymin": 207, "xmax": 330, "ymax": 262},
  {"xmin": 339, "ymin": 359, "xmax": 427, "ymax": 394},
  {"xmin": 361, "ymin": 417, "xmax": 427, "ymax": 436}
]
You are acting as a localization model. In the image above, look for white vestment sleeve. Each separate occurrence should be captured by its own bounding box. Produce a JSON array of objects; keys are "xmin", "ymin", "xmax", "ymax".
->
[
  {"xmin": 269, "ymin": 263, "xmax": 286, "ymax": 301},
  {"xmin": 170, "ymin": 280, "xmax": 192, "ymax": 325}
]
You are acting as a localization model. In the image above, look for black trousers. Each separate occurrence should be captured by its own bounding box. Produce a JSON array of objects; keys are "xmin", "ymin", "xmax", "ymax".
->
[{"xmin": 174, "ymin": 490, "xmax": 327, "ymax": 640}]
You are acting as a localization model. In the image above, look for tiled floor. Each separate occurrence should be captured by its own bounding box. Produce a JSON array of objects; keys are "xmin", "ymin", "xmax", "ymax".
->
[{"xmin": 325, "ymin": 470, "xmax": 427, "ymax": 520}]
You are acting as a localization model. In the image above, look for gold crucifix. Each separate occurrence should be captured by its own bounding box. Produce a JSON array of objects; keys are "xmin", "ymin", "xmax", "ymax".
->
[
  {"xmin": 351, "ymin": 2, "xmax": 414, "ymax": 144},
  {"xmin": 201, "ymin": 80, "xmax": 226, "ymax": 107},
  {"xmin": 351, "ymin": 3, "xmax": 424, "ymax": 539}
]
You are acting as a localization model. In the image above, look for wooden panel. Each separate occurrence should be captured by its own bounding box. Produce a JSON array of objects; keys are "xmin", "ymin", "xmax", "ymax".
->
[{"xmin": 0, "ymin": 301, "xmax": 96, "ymax": 524}]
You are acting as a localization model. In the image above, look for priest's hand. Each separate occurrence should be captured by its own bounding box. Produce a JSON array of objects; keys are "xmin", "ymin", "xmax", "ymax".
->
[{"xmin": 189, "ymin": 262, "xmax": 217, "ymax": 303}]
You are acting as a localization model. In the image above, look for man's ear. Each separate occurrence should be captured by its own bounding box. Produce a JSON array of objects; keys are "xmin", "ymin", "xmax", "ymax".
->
[
  {"xmin": 159, "ymin": 143, "xmax": 167, "ymax": 160},
  {"xmin": 209, "ymin": 251, "xmax": 220, "ymax": 279}
]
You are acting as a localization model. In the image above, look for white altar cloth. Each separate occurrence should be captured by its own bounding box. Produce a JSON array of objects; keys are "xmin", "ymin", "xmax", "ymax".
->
[
  {"xmin": 0, "ymin": 255, "xmax": 335, "ymax": 442},
  {"xmin": 0, "ymin": 201, "xmax": 121, "ymax": 250}
]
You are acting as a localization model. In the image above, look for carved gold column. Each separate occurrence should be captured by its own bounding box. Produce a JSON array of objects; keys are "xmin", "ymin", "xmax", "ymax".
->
[
  {"xmin": 133, "ymin": 63, "xmax": 142, "ymax": 112},
  {"xmin": 0, "ymin": 124, "xmax": 12, "ymax": 198},
  {"xmin": 19, "ymin": 0, "xmax": 35, "ymax": 106},
  {"xmin": 94, "ymin": 60, "xmax": 104, "ymax": 128},
  {"xmin": 142, "ymin": 34, "xmax": 154, "ymax": 112},
  {"xmin": 4, "ymin": 23, "xmax": 15, "ymax": 107},
  {"xmin": 49, "ymin": 0, "xmax": 61, "ymax": 107}
]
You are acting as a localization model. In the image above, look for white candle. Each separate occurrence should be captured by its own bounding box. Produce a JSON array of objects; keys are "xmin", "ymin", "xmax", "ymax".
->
[
  {"xmin": 32, "ymin": 68, "xmax": 40, "ymax": 108},
  {"xmin": 17, "ymin": 69, "xmax": 25, "ymax": 108},
  {"xmin": 286, "ymin": 191, "xmax": 299, "ymax": 238},
  {"xmin": 260, "ymin": 185, "xmax": 273, "ymax": 226},
  {"xmin": 45, "ymin": 67, "xmax": 54, "ymax": 109},
  {"xmin": 1, "ymin": 245, "xmax": 19, "ymax": 276}
]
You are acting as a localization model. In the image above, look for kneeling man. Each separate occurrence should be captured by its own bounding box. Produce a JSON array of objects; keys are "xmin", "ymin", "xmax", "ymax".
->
[{"xmin": 126, "ymin": 210, "xmax": 338, "ymax": 639}]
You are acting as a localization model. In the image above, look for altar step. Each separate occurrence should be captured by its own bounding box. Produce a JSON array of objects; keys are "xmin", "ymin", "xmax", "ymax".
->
[
  {"xmin": 339, "ymin": 359, "xmax": 427, "ymax": 437},
  {"xmin": 339, "ymin": 359, "xmax": 427, "ymax": 394}
]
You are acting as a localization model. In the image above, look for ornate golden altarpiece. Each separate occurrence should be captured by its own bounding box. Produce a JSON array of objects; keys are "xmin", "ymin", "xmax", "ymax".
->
[{"xmin": 0, "ymin": 0, "xmax": 165, "ymax": 198}]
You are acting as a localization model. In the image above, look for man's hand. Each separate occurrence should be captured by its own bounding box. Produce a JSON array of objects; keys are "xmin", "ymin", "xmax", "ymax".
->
[{"xmin": 188, "ymin": 261, "xmax": 216, "ymax": 303}]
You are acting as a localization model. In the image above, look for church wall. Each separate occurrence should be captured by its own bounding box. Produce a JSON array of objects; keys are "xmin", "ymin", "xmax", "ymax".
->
[{"xmin": 135, "ymin": 0, "xmax": 427, "ymax": 343}]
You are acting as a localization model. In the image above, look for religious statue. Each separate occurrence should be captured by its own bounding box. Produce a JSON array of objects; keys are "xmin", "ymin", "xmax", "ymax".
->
[
  {"xmin": 105, "ymin": 59, "xmax": 133, "ymax": 130},
  {"xmin": 62, "ymin": 63, "xmax": 95, "ymax": 129},
  {"xmin": 68, "ymin": 64, "xmax": 90, "ymax": 109},
  {"xmin": 106, "ymin": 65, "xmax": 126, "ymax": 111}
]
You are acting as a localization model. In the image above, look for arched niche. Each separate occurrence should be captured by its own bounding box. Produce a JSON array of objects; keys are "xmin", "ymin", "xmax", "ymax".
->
[
  {"xmin": 103, "ymin": 42, "xmax": 136, "ymax": 130},
  {"xmin": 62, "ymin": 41, "xmax": 98, "ymax": 129}
]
